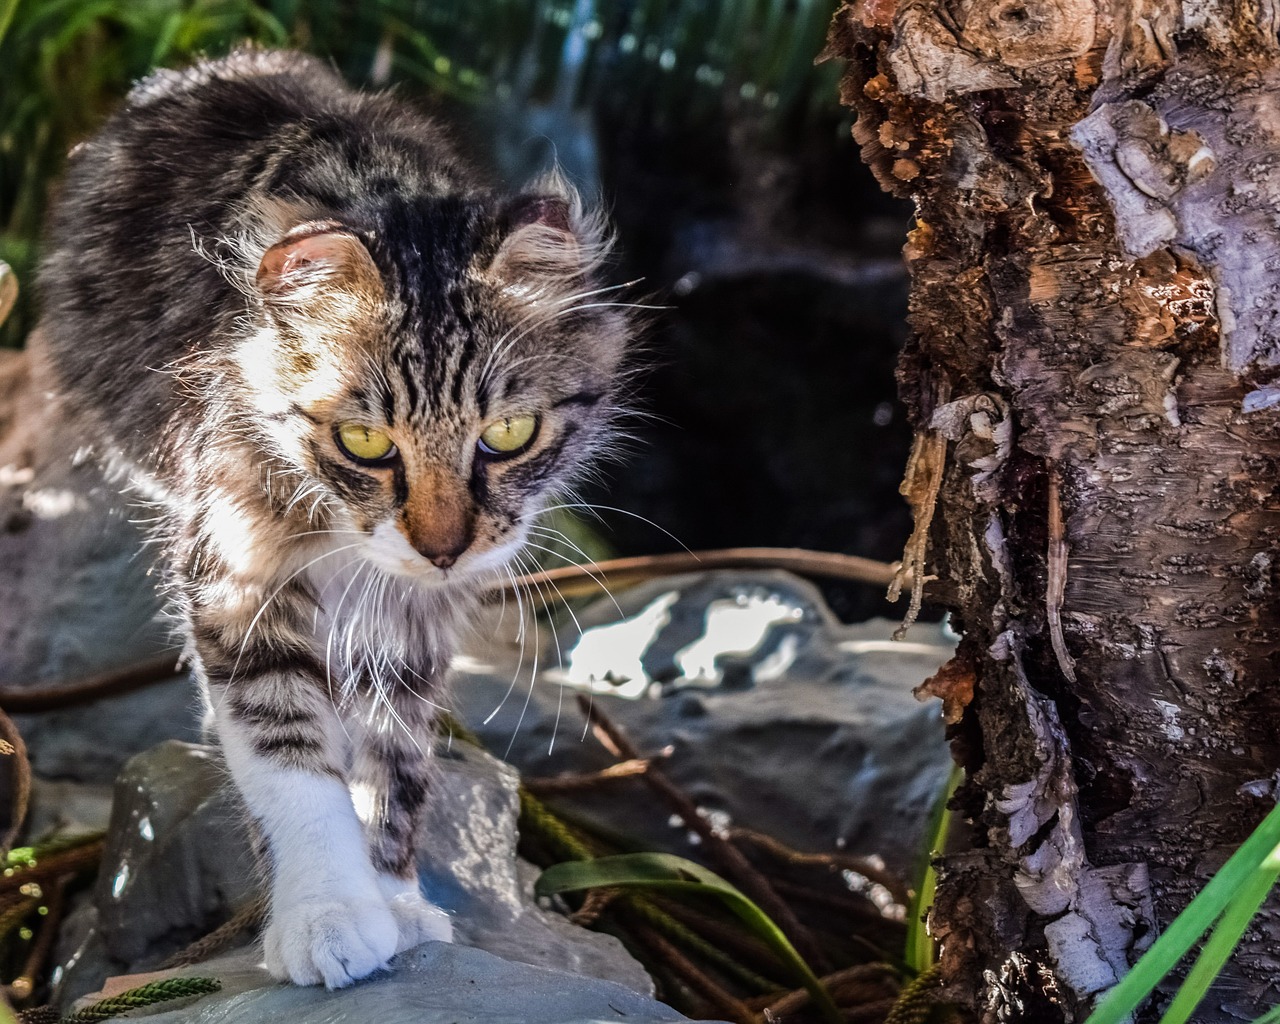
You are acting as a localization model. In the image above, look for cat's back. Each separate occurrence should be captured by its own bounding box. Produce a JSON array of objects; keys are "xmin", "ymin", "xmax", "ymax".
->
[{"xmin": 38, "ymin": 49, "xmax": 465, "ymax": 448}]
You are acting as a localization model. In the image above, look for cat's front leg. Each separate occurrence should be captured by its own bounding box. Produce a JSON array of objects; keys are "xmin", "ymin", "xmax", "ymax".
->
[
  {"xmin": 205, "ymin": 641, "xmax": 398, "ymax": 988},
  {"xmin": 351, "ymin": 694, "xmax": 453, "ymax": 951}
]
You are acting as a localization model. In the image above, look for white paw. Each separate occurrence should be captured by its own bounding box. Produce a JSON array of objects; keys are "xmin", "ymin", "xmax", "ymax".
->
[
  {"xmin": 376, "ymin": 873, "xmax": 453, "ymax": 950},
  {"xmin": 263, "ymin": 894, "xmax": 399, "ymax": 989},
  {"xmin": 387, "ymin": 890, "xmax": 454, "ymax": 951}
]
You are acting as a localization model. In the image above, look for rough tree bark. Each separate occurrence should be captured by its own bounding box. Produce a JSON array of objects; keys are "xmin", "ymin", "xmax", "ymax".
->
[{"xmin": 824, "ymin": 2, "xmax": 1280, "ymax": 1021}]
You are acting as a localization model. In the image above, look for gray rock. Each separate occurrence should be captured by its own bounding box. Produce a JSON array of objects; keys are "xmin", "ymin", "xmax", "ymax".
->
[
  {"xmin": 54, "ymin": 738, "xmax": 652, "ymax": 1007},
  {"xmin": 0, "ymin": 342, "xmax": 170, "ymax": 693},
  {"xmin": 452, "ymin": 570, "xmax": 954, "ymax": 875},
  {"xmin": 0, "ymin": 342, "xmax": 200, "ymax": 785},
  {"xmin": 11, "ymin": 677, "xmax": 202, "ymax": 784},
  {"xmin": 24, "ymin": 777, "xmax": 114, "ymax": 841},
  {"xmin": 130, "ymin": 942, "xmax": 705, "ymax": 1024},
  {"xmin": 94, "ymin": 742, "xmax": 258, "ymax": 966}
]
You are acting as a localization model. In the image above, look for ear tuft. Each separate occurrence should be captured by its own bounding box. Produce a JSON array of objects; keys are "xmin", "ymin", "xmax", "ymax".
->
[
  {"xmin": 487, "ymin": 171, "xmax": 610, "ymax": 292},
  {"xmin": 256, "ymin": 221, "xmax": 382, "ymax": 308}
]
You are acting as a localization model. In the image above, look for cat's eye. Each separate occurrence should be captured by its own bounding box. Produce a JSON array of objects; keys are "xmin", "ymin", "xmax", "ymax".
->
[
  {"xmin": 336, "ymin": 423, "xmax": 398, "ymax": 464},
  {"xmin": 478, "ymin": 414, "xmax": 539, "ymax": 459}
]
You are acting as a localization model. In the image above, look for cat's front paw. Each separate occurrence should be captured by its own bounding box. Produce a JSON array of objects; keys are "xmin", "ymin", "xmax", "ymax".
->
[
  {"xmin": 387, "ymin": 890, "xmax": 453, "ymax": 951},
  {"xmin": 263, "ymin": 895, "xmax": 399, "ymax": 989}
]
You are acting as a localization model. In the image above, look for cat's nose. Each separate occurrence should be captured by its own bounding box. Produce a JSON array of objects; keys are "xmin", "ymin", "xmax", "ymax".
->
[
  {"xmin": 417, "ymin": 538, "xmax": 467, "ymax": 570},
  {"xmin": 401, "ymin": 466, "xmax": 476, "ymax": 570}
]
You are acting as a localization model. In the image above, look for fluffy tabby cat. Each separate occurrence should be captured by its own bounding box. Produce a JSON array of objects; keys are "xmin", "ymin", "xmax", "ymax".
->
[{"xmin": 38, "ymin": 49, "xmax": 630, "ymax": 988}]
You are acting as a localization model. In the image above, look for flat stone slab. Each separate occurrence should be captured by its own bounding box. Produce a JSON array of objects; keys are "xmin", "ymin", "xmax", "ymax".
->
[{"xmin": 120, "ymin": 942, "xmax": 709, "ymax": 1024}]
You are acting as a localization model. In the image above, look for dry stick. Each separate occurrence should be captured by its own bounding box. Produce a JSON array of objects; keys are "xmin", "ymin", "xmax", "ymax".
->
[
  {"xmin": 0, "ymin": 546, "xmax": 904, "ymax": 713},
  {"xmin": 652, "ymin": 898, "xmax": 788, "ymax": 979},
  {"xmin": 845, "ymin": 999, "xmax": 902, "ymax": 1024},
  {"xmin": 576, "ymin": 693, "xmax": 833, "ymax": 975},
  {"xmin": 6, "ymin": 875, "xmax": 68, "ymax": 1003},
  {"xmin": 726, "ymin": 827, "xmax": 910, "ymax": 908},
  {"xmin": 523, "ymin": 757, "xmax": 656, "ymax": 794},
  {"xmin": 629, "ymin": 920, "xmax": 760, "ymax": 1024},
  {"xmin": 769, "ymin": 877, "xmax": 898, "ymax": 927},
  {"xmin": 0, "ymin": 898, "xmax": 38, "ymax": 948},
  {"xmin": 505, "ymin": 548, "xmax": 900, "ymax": 600},
  {"xmin": 0, "ymin": 708, "xmax": 32, "ymax": 858},
  {"xmin": 0, "ymin": 653, "xmax": 184, "ymax": 714},
  {"xmin": 627, "ymin": 896, "xmax": 784, "ymax": 995},
  {"xmin": 160, "ymin": 897, "xmax": 267, "ymax": 969},
  {"xmin": 1, "ymin": 840, "xmax": 106, "ymax": 895},
  {"xmin": 568, "ymin": 887, "xmax": 622, "ymax": 926},
  {"xmin": 0, "ymin": 262, "xmax": 17, "ymax": 330},
  {"xmin": 757, "ymin": 964, "xmax": 899, "ymax": 1018},
  {"xmin": 520, "ymin": 786, "xmax": 776, "ymax": 1000}
]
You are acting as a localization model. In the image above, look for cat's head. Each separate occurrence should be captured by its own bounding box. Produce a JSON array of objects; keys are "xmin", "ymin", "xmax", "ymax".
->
[{"xmin": 230, "ymin": 174, "xmax": 631, "ymax": 586}]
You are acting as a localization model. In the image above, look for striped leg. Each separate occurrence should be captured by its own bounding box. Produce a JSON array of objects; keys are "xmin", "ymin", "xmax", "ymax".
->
[
  {"xmin": 350, "ymin": 692, "xmax": 452, "ymax": 950},
  {"xmin": 201, "ymin": 627, "xmax": 398, "ymax": 989}
]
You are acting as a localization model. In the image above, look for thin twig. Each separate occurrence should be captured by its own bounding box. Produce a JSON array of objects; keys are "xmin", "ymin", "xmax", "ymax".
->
[
  {"xmin": 523, "ymin": 757, "xmax": 656, "ymax": 794},
  {"xmin": 630, "ymin": 920, "xmax": 761, "ymax": 1024},
  {"xmin": 568, "ymin": 887, "xmax": 622, "ymax": 926},
  {"xmin": 0, "ymin": 708, "xmax": 30, "ymax": 859},
  {"xmin": 6, "ymin": 875, "xmax": 68, "ymax": 1003},
  {"xmin": 726, "ymin": 827, "xmax": 910, "ymax": 907},
  {"xmin": 759, "ymin": 963, "xmax": 899, "ymax": 1017},
  {"xmin": 1, "ymin": 839, "xmax": 105, "ymax": 895},
  {"xmin": 160, "ymin": 897, "xmax": 267, "ymax": 969},
  {"xmin": 505, "ymin": 548, "xmax": 900, "ymax": 600},
  {"xmin": 577, "ymin": 694, "xmax": 833, "ymax": 975},
  {"xmin": 0, "ymin": 654, "xmax": 184, "ymax": 714},
  {"xmin": 0, "ymin": 545, "xmax": 904, "ymax": 712},
  {"xmin": 769, "ymin": 877, "xmax": 900, "ymax": 928},
  {"xmin": 627, "ymin": 896, "xmax": 786, "ymax": 995},
  {"xmin": 651, "ymin": 897, "xmax": 788, "ymax": 978}
]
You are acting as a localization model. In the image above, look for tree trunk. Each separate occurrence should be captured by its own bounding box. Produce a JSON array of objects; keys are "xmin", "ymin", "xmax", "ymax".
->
[{"xmin": 824, "ymin": 2, "xmax": 1280, "ymax": 1021}]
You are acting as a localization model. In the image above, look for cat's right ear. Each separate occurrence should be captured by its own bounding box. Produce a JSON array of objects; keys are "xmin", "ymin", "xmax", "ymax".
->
[{"xmin": 255, "ymin": 221, "xmax": 383, "ymax": 312}]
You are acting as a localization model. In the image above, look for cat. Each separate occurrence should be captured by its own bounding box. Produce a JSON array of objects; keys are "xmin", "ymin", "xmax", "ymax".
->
[{"xmin": 37, "ymin": 48, "xmax": 630, "ymax": 988}]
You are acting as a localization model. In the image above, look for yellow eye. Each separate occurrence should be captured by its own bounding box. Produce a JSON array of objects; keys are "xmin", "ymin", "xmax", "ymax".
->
[
  {"xmin": 336, "ymin": 423, "xmax": 397, "ymax": 463},
  {"xmin": 478, "ymin": 414, "xmax": 539, "ymax": 458}
]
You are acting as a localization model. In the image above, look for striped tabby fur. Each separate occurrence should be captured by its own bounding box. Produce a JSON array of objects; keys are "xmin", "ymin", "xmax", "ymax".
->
[{"xmin": 38, "ymin": 49, "xmax": 630, "ymax": 988}]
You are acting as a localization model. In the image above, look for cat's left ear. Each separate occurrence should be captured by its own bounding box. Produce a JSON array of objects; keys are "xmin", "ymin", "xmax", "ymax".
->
[{"xmin": 486, "ymin": 172, "xmax": 609, "ymax": 288}]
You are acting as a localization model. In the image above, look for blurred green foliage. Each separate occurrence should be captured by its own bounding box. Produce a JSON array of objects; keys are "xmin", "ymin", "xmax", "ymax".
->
[{"xmin": 0, "ymin": 0, "xmax": 843, "ymax": 347}]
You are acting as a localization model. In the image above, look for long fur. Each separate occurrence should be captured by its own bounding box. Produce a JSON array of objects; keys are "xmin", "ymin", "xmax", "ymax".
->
[{"xmin": 38, "ymin": 49, "xmax": 633, "ymax": 989}]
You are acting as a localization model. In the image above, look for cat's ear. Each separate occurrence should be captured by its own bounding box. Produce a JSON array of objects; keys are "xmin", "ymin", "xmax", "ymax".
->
[
  {"xmin": 487, "ymin": 172, "xmax": 609, "ymax": 289},
  {"xmin": 255, "ymin": 220, "xmax": 383, "ymax": 310}
]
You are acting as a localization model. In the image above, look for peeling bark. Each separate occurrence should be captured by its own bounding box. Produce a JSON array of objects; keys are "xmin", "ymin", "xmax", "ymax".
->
[{"xmin": 825, "ymin": 1, "xmax": 1280, "ymax": 1020}]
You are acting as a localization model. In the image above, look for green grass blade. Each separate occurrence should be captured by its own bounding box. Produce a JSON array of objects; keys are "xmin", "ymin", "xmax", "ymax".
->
[
  {"xmin": 906, "ymin": 763, "xmax": 961, "ymax": 973},
  {"xmin": 1085, "ymin": 800, "xmax": 1280, "ymax": 1024},
  {"xmin": 536, "ymin": 852, "xmax": 843, "ymax": 1024},
  {"xmin": 0, "ymin": 0, "xmax": 19, "ymax": 49},
  {"xmin": 1251, "ymin": 1004, "xmax": 1280, "ymax": 1024},
  {"xmin": 1159, "ymin": 848, "xmax": 1280, "ymax": 1024}
]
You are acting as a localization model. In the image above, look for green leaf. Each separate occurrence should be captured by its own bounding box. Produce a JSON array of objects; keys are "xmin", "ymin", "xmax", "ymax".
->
[
  {"xmin": 1251, "ymin": 1004, "xmax": 1280, "ymax": 1024},
  {"xmin": 1159, "ymin": 846, "xmax": 1280, "ymax": 1024},
  {"xmin": 906, "ymin": 764, "xmax": 961, "ymax": 974},
  {"xmin": 536, "ymin": 852, "xmax": 843, "ymax": 1024},
  {"xmin": 0, "ymin": 0, "xmax": 19, "ymax": 50},
  {"xmin": 1086, "ymin": 800, "xmax": 1280, "ymax": 1024}
]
